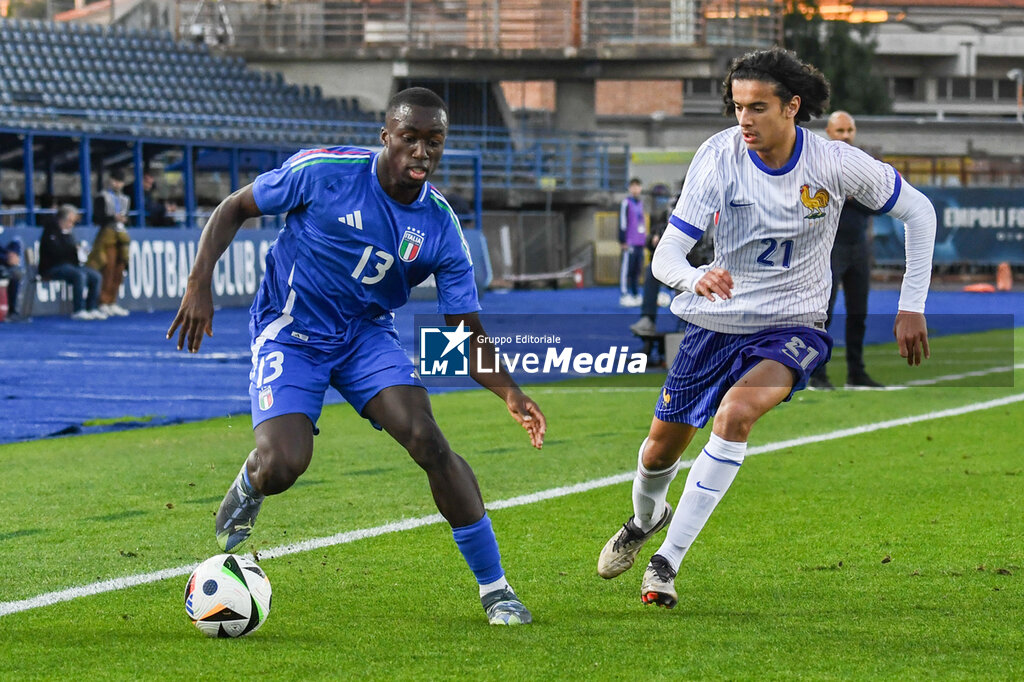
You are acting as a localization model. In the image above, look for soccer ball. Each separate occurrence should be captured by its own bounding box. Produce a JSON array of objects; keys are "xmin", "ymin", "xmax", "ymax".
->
[{"xmin": 184, "ymin": 554, "xmax": 272, "ymax": 638}]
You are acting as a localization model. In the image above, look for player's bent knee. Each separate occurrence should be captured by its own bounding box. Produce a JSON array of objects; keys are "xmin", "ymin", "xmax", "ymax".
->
[
  {"xmin": 713, "ymin": 401, "xmax": 761, "ymax": 439},
  {"xmin": 403, "ymin": 422, "xmax": 450, "ymax": 470}
]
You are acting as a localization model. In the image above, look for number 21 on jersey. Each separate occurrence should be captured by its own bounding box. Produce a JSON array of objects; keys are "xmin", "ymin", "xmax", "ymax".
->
[
  {"xmin": 781, "ymin": 335, "xmax": 819, "ymax": 369},
  {"xmin": 757, "ymin": 238, "xmax": 794, "ymax": 268}
]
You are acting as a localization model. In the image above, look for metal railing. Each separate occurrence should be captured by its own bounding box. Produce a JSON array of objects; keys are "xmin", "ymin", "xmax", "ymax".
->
[
  {"xmin": 0, "ymin": 121, "xmax": 629, "ymax": 222},
  {"xmin": 173, "ymin": 0, "xmax": 782, "ymax": 55}
]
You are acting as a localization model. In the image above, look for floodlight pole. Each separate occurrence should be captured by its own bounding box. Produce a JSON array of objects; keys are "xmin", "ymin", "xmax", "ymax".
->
[
  {"xmin": 1008, "ymin": 69, "xmax": 1024, "ymax": 125},
  {"xmin": 1018, "ymin": 77, "xmax": 1023, "ymax": 125}
]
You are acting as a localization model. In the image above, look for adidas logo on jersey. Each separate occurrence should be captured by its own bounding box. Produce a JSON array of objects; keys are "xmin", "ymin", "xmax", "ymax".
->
[{"xmin": 338, "ymin": 210, "xmax": 363, "ymax": 229}]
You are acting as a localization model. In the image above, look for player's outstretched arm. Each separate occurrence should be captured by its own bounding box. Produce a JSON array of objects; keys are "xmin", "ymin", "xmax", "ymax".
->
[
  {"xmin": 885, "ymin": 180, "xmax": 935, "ymax": 368},
  {"xmin": 444, "ymin": 312, "xmax": 547, "ymax": 449},
  {"xmin": 167, "ymin": 184, "xmax": 264, "ymax": 353},
  {"xmin": 894, "ymin": 310, "xmax": 930, "ymax": 366}
]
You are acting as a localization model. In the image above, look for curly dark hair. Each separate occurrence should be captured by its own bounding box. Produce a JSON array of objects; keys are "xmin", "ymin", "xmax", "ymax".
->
[{"xmin": 722, "ymin": 47, "xmax": 830, "ymax": 124}]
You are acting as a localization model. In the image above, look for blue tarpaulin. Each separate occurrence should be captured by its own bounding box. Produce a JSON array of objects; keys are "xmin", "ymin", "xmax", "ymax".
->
[{"xmin": 0, "ymin": 288, "xmax": 1019, "ymax": 445}]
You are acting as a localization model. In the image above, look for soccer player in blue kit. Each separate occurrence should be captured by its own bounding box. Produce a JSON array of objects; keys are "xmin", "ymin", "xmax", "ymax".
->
[
  {"xmin": 597, "ymin": 48, "xmax": 936, "ymax": 608},
  {"xmin": 167, "ymin": 87, "xmax": 546, "ymax": 625}
]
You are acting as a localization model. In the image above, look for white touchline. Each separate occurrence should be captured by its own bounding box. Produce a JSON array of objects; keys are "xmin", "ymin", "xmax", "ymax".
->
[
  {"xmin": 526, "ymin": 363, "xmax": 1024, "ymax": 394},
  {"xmin": 898, "ymin": 363, "xmax": 1024, "ymax": 388},
  {"xmin": 2, "ymin": 392, "xmax": 1023, "ymax": 618}
]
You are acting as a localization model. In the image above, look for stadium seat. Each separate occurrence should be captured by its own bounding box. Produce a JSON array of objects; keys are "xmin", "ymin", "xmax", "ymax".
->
[{"xmin": 0, "ymin": 17, "xmax": 620, "ymax": 193}]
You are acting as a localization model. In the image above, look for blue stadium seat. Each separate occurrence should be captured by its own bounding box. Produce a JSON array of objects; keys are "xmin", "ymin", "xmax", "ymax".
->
[{"xmin": 0, "ymin": 17, "xmax": 469, "ymax": 155}]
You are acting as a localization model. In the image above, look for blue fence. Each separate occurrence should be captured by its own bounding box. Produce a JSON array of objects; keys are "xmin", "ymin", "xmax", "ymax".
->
[{"xmin": 0, "ymin": 126, "xmax": 626, "ymax": 231}]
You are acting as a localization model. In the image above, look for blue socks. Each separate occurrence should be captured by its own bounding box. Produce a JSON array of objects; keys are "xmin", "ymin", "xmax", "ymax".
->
[
  {"xmin": 240, "ymin": 460, "xmax": 263, "ymax": 499},
  {"xmin": 242, "ymin": 464, "xmax": 255, "ymax": 493},
  {"xmin": 452, "ymin": 513, "xmax": 505, "ymax": 586}
]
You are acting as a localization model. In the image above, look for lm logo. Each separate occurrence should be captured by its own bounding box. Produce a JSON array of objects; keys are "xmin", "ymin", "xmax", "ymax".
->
[{"xmin": 419, "ymin": 321, "xmax": 473, "ymax": 376}]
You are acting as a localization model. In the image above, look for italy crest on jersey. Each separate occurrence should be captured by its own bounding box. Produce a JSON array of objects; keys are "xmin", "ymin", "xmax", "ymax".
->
[
  {"xmin": 399, "ymin": 227, "xmax": 425, "ymax": 262},
  {"xmin": 799, "ymin": 184, "xmax": 830, "ymax": 219},
  {"xmin": 258, "ymin": 385, "xmax": 273, "ymax": 411}
]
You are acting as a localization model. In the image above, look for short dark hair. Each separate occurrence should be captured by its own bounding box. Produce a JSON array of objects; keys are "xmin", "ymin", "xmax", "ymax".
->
[
  {"xmin": 386, "ymin": 87, "xmax": 448, "ymax": 119},
  {"xmin": 108, "ymin": 168, "xmax": 127, "ymax": 183},
  {"xmin": 722, "ymin": 47, "xmax": 830, "ymax": 124},
  {"xmin": 629, "ymin": 177, "xmax": 642, "ymax": 186}
]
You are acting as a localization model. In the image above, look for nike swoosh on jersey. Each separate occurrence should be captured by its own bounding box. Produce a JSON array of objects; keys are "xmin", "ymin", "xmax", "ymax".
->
[
  {"xmin": 695, "ymin": 480, "xmax": 720, "ymax": 492},
  {"xmin": 729, "ymin": 200, "xmax": 755, "ymax": 207}
]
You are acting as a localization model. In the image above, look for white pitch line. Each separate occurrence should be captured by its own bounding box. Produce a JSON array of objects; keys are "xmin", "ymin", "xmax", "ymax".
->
[
  {"xmin": 528, "ymin": 362, "xmax": 1023, "ymax": 394},
  {"xmin": 742, "ymin": 392, "xmax": 1024, "ymax": 455},
  {"xmin": 899, "ymin": 363, "xmax": 1024, "ymax": 388},
  {"xmin": 2, "ymin": 392, "xmax": 1023, "ymax": 619}
]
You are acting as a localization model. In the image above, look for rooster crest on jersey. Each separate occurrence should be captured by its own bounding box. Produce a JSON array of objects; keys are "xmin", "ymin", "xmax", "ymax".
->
[
  {"xmin": 800, "ymin": 184, "xmax": 830, "ymax": 219},
  {"xmin": 399, "ymin": 227, "xmax": 426, "ymax": 262}
]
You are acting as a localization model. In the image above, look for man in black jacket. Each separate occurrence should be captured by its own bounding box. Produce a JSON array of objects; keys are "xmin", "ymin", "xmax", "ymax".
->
[
  {"xmin": 141, "ymin": 171, "xmax": 178, "ymax": 227},
  {"xmin": 809, "ymin": 111, "xmax": 884, "ymax": 389},
  {"xmin": 38, "ymin": 205, "xmax": 105, "ymax": 320}
]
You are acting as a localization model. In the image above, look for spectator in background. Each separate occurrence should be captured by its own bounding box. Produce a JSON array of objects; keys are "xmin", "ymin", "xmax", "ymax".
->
[
  {"xmin": 38, "ymin": 205, "xmax": 105, "ymax": 321},
  {"xmin": 619, "ymin": 177, "xmax": 647, "ymax": 307},
  {"xmin": 87, "ymin": 168, "xmax": 131, "ymax": 317},
  {"xmin": 809, "ymin": 111, "xmax": 884, "ymax": 390},
  {"xmin": 1, "ymin": 237, "xmax": 25, "ymax": 322},
  {"xmin": 142, "ymin": 170, "xmax": 178, "ymax": 227},
  {"xmin": 630, "ymin": 183, "xmax": 679, "ymax": 336}
]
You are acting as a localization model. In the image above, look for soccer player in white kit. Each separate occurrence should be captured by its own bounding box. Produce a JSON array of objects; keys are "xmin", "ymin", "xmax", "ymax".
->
[{"xmin": 597, "ymin": 47, "xmax": 936, "ymax": 608}]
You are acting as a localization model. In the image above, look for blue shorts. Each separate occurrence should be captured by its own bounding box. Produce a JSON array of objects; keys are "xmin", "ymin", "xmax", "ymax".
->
[
  {"xmin": 655, "ymin": 323, "xmax": 832, "ymax": 428},
  {"xmin": 248, "ymin": 319, "xmax": 423, "ymax": 430}
]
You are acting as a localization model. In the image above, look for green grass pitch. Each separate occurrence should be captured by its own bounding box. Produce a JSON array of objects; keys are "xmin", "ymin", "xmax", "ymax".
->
[{"xmin": 0, "ymin": 329, "xmax": 1021, "ymax": 680}]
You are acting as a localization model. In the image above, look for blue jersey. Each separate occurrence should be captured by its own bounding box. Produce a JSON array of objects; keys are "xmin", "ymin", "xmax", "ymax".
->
[{"xmin": 250, "ymin": 146, "xmax": 479, "ymax": 341}]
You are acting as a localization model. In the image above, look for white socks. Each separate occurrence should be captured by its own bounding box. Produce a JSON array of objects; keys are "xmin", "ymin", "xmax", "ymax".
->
[
  {"xmin": 479, "ymin": 576, "xmax": 511, "ymax": 599},
  {"xmin": 655, "ymin": 433, "xmax": 746, "ymax": 571},
  {"xmin": 631, "ymin": 437, "xmax": 680, "ymax": 532}
]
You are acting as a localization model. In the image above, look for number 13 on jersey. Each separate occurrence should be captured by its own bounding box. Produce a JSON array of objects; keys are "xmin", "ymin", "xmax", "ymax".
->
[{"xmin": 351, "ymin": 245, "xmax": 395, "ymax": 285}]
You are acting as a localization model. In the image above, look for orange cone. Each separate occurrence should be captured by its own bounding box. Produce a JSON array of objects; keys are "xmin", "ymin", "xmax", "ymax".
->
[
  {"xmin": 996, "ymin": 262, "xmax": 1012, "ymax": 291},
  {"xmin": 963, "ymin": 283, "xmax": 996, "ymax": 293}
]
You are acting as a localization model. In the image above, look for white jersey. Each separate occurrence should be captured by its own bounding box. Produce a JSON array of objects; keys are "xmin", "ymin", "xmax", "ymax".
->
[{"xmin": 667, "ymin": 125, "xmax": 901, "ymax": 334}]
